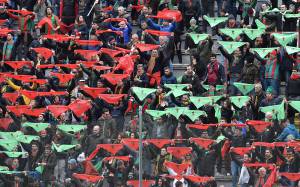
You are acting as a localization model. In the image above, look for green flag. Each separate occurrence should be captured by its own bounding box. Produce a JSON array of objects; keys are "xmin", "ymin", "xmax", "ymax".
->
[
  {"xmin": 272, "ymin": 32, "xmax": 297, "ymax": 46},
  {"xmin": 145, "ymin": 110, "xmax": 167, "ymax": 119},
  {"xmin": 230, "ymin": 96, "xmax": 250, "ymax": 108},
  {"xmin": 57, "ymin": 124, "xmax": 86, "ymax": 134},
  {"xmin": 165, "ymin": 107, "xmax": 188, "ymax": 119},
  {"xmin": 52, "ymin": 143, "xmax": 76, "ymax": 152},
  {"xmin": 243, "ymin": 29, "xmax": 265, "ymax": 40},
  {"xmin": 202, "ymin": 85, "xmax": 224, "ymax": 91},
  {"xmin": 218, "ymin": 41, "xmax": 246, "ymax": 54},
  {"xmin": 233, "ymin": 82, "xmax": 254, "ymax": 95},
  {"xmin": 214, "ymin": 105, "xmax": 222, "ymax": 122},
  {"xmin": 262, "ymin": 8, "xmax": 280, "ymax": 14},
  {"xmin": 0, "ymin": 166, "xmax": 9, "ymax": 171},
  {"xmin": 255, "ymin": 19, "xmax": 266, "ymax": 30},
  {"xmin": 285, "ymin": 13, "xmax": 300, "ymax": 18},
  {"xmin": 220, "ymin": 28, "xmax": 244, "ymax": 40},
  {"xmin": 164, "ymin": 84, "xmax": 189, "ymax": 91},
  {"xmin": 131, "ymin": 87, "xmax": 156, "ymax": 101},
  {"xmin": 188, "ymin": 33, "xmax": 210, "ymax": 44},
  {"xmin": 177, "ymin": 76, "xmax": 182, "ymax": 83},
  {"xmin": 16, "ymin": 135, "xmax": 39, "ymax": 144},
  {"xmin": 166, "ymin": 90, "xmax": 190, "ymax": 98},
  {"xmin": 0, "ymin": 170, "xmax": 22, "ymax": 174},
  {"xmin": 203, "ymin": 16, "xmax": 228, "ymax": 27},
  {"xmin": 289, "ymin": 101, "xmax": 300, "ymax": 112},
  {"xmin": 285, "ymin": 46, "xmax": 300, "ymax": 55},
  {"xmin": 184, "ymin": 110, "xmax": 207, "ymax": 121},
  {"xmin": 190, "ymin": 96, "xmax": 222, "ymax": 108},
  {"xmin": 0, "ymin": 151, "xmax": 27, "ymax": 158},
  {"xmin": 250, "ymin": 47, "xmax": 279, "ymax": 58},
  {"xmin": 35, "ymin": 166, "xmax": 44, "ymax": 174},
  {"xmin": 23, "ymin": 122, "xmax": 49, "ymax": 132},
  {"xmin": 0, "ymin": 132, "xmax": 18, "ymax": 140},
  {"xmin": 260, "ymin": 101, "xmax": 285, "ymax": 120},
  {"xmin": 0, "ymin": 139, "xmax": 19, "ymax": 151}
]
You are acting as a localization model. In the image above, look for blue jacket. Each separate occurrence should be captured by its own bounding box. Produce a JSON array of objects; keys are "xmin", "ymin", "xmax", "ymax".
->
[
  {"xmin": 147, "ymin": 18, "xmax": 176, "ymax": 32},
  {"xmin": 161, "ymin": 74, "xmax": 177, "ymax": 85},
  {"xmin": 276, "ymin": 124, "xmax": 300, "ymax": 141},
  {"xmin": 109, "ymin": 23, "xmax": 132, "ymax": 44}
]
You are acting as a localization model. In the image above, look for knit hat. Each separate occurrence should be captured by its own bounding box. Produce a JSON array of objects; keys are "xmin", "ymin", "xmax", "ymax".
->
[
  {"xmin": 266, "ymin": 86, "xmax": 273, "ymax": 94},
  {"xmin": 68, "ymin": 159, "xmax": 77, "ymax": 165}
]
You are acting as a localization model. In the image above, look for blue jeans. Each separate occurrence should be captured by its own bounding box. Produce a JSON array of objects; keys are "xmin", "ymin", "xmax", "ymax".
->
[
  {"xmin": 284, "ymin": 71, "xmax": 292, "ymax": 96},
  {"xmin": 263, "ymin": 78, "xmax": 280, "ymax": 96},
  {"xmin": 229, "ymin": 77, "xmax": 240, "ymax": 96},
  {"xmin": 231, "ymin": 161, "xmax": 241, "ymax": 187}
]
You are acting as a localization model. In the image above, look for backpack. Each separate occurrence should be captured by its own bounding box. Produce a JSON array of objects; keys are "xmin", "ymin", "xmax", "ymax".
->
[{"xmin": 207, "ymin": 62, "xmax": 220, "ymax": 84}]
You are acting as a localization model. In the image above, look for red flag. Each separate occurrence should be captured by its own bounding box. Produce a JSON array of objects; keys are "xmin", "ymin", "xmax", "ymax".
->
[
  {"xmin": 147, "ymin": 71, "xmax": 161, "ymax": 86},
  {"xmin": 184, "ymin": 175, "xmax": 214, "ymax": 183},
  {"xmin": 102, "ymin": 6, "xmax": 113, "ymax": 12},
  {"xmin": 0, "ymin": 0, "xmax": 7, "ymax": 3},
  {"xmin": 98, "ymin": 94, "xmax": 126, "ymax": 104},
  {"xmin": 99, "ymin": 48, "xmax": 123, "ymax": 58},
  {"xmin": 32, "ymin": 47, "xmax": 53, "ymax": 60},
  {"xmin": 243, "ymin": 162, "xmax": 274, "ymax": 169},
  {"xmin": 263, "ymin": 167, "xmax": 277, "ymax": 187},
  {"xmin": 55, "ymin": 64, "xmax": 80, "ymax": 69},
  {"xmin": 122, "ymin": 138, "xmax": 139, "ymax": 150},
  {"xmin": 164, "ymin": 161, "xmax": 190, "ymax": 174},
  {"xmin": 231, "ymin": 147, "xmax": 252, "ymax": 156},
  {"xmin": 23, "ymin": 108, "xmax": 46, "ymax": 117},
  {"xmin": 273, "ymin": 142, "xmax": 287, "ymax": 147},
  {"xmin": 164, "ymin": 175, "xmax": 184, "ymax": 180},
  {"xmin": 279, "ymin": 173, "xmax": 300, "ymax": 181},
  {"xmin": 114, "ymin": 47, "xmax": 131, "ymax": 54},
  {"xmin": 6, "ymin": 105, "xmax": 28, "ymax": 116},
  {"xmin": 68, "ymin": 99, "xmax": 91, "ymax": 117},
  {"xmin": 22, "ymin": 79, "xmax": 48, "ymax": 85},
  {"xmin": 2, "ymin": 92, "xmax": 19, "ymax": 103},
  {"xmin": 97, "ymin": 144, "xmax": 123, "ymax": 155},
  {"xmin": 219, "ymin": 123, "xmax": 246, "ymax": 128},
  {"xmin": 20, "ymin": 90, "xmax": 68, "ymax": 100},
  {"xmin": 287, "ymin": 141, "xmax": 300, "ymax": 148},
  {"xmin": 246, "ymin": 120, "xmax": 272, "ymax": 133},
  {"xmin": 101, "ymin": 73, "xmax": 129, "ymax": 85},
  {"xmin": 103, "ymin": 156, "xmax": 130, "ymax": 162},
  {"xmin": 81, "ymin": 87, "xmax": 108, "ymax": 99},
  {"xmin": 187, "ymin": 124, "xmax": 217, "ymax": 130},
  {"xmin": 95, "ymin": 30, "xmax": 122, "ymax": 35},
  {"xmin": 167, "ymin": 147, "xmax": 192, "ymax": 159},
  {"xmin": 7, "ymin": 74, "xmax": 36, "ymax": 81},
  {"xmin": 127, "ymin": 180, "xmax": 155, "ymax": 187},
  {"xmin": 92, "ymin": 65, "xmax": 112, "ymax": 71},
  {"xmin": 190, "ymin": 137, "xmax": 215, "ymax": 149},
  {"xmin": 145, "ymin": 29, "xmax": 172, "ymax": 36},
  {"xmin": 0, "ymin": 19, "xmax": 8, "ymax": 25},
  {"xmin": 47, "ymin": 105, "xmax": 69, "ymax": 118},
  {"xmin": 4, "ymin": 61, "xmax": 32, "ymax": 70},
  {"xmin": 0, "ymin": 72, "xmax": 12, "ymax": 83},
  {"xmin": 131, "ymin": 5, "xmax": 144, "ymax": 11},
  {"xmin": 74, "ymin": 50, "xmax": 98, "ymax": 60},
  {"xmin": 36, "ymin": 64, "xmax": 55, "ymax": 69},
  {"xmin": 42, "ymin": 34, "xmax": 73, "ymax": 42},
  {"xmin": 37, "ymin": 17, "xmax": 54, "ymax": 31},
  {"xmin": 103, "ymin": 18, "xmax": 127, "ymax": 23},
  {"xmin": 252, "ymin": 142, "xmax": 274, "ymax": 148},
  {"xmin": 73, "ymin": 174, "xmax": 103, "ymax": 183},
  {"xmin": 0, "ymin": 28, "xmax": 14, "ymax": 36},
  {"xmin": 148, "ymin": 9, "xmax": 182, "ymax": 22},
  {"xmin": 114, "ymin": 56, "xmax": 134, "ymax": 75},
  {"xmin": 0, "ymin": 118, "xmax": 13, "ymax": 130},
  {"xmin": 221, "ymin": 140, "xmax": 231, "ymax": 158},
  {"xmin": 82, "ymin": 160, "xmax": 98, "ymax": 175},
  {"xmin": 50, "ymin": 72, "xmax": 75, "ymax": 83},
  {"xmin": 75, "ymin": 40, "xmax": 103, "ymax": 46},
  {"xmin": 7, "ymin": 9, "xmax": 34, "ymax": 16},
  {"xmin": 146, "ymin": 139, "xmax": 172, "ymax": 148},
  {"xmin": 135, "ymin": 43, "xmax": 160, "ymax": 52}
]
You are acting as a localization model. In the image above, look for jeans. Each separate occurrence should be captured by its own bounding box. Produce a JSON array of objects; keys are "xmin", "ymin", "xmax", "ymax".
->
[
  {"xmin": 231, "ymin": 161, "xmax": 241, "ymax": 187},
  {"xmin": 263, "ymin": 78, "xmax": 280, "ymax": 96},
  {"xmin": 229, "ymin": 76, "xmax": 240, "ymax": 96},
  {"xmin": 284, "ymin": 71, "xmax": 292, "ymax": 96}
]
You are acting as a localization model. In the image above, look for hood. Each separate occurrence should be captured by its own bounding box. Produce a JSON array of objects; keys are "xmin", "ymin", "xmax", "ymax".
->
[{"xmin": 287, "ymin": 124, "xmax": 297, "ymax": 131}]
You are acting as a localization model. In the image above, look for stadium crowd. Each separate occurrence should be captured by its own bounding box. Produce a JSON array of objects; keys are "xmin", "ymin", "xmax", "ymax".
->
[{"xmin": 0, "ymin": 0, "xmax": 299, "ymax": 186}]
